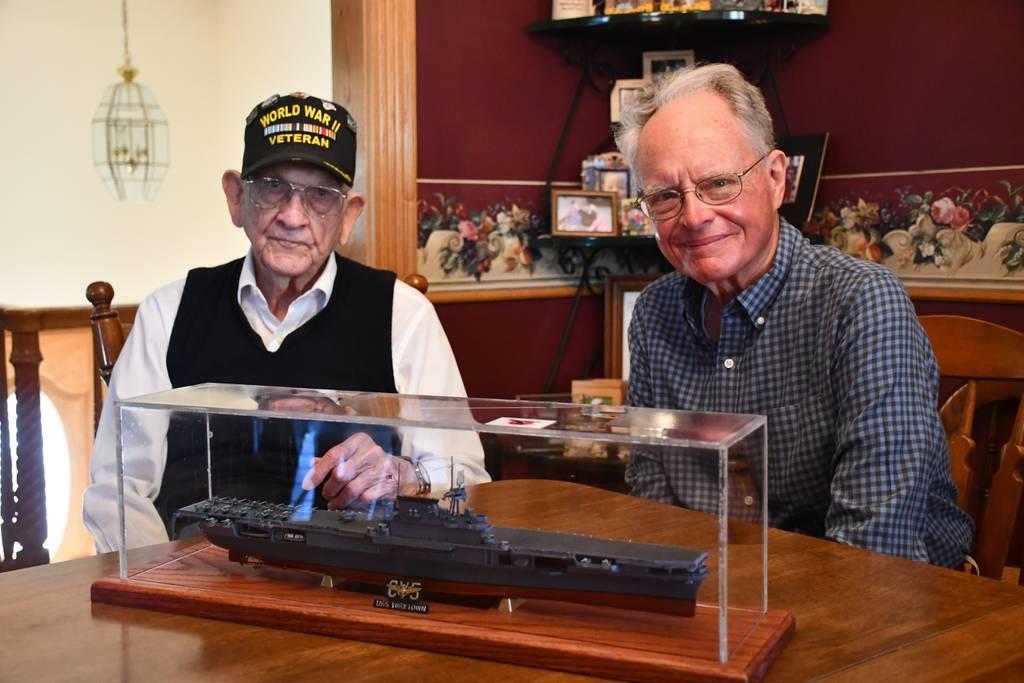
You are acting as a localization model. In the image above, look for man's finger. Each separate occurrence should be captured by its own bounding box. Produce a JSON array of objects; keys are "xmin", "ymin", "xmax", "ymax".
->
[
  {"xmin": 325, "ymin": 458, "xmax": 397, "ymax": 510},
  {"xmin": 322, "ymin": 446, "xmax": 382, "ymax": 500},
  {"xmin": 301, "ymin": 432, "xmax": 370, "ymax": 491}
]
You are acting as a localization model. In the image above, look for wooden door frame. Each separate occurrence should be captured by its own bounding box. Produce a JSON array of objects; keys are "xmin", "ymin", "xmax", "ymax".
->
[{"xmin": 331, "ymin": 0, "xmax": 418, "ymax": 281}]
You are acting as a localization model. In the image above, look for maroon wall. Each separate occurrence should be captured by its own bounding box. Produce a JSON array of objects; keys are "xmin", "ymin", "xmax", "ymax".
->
[
  {"xmin": 435, "ymin": 295, "xmax": 604, "ymax": 399},
  {"xmin": 417, "ymin": 0, "xmax": 1024, "ymax": 399},
  {"xmin": 773, "ymin": 1, "xmax": 1024, "ymax": 174}
]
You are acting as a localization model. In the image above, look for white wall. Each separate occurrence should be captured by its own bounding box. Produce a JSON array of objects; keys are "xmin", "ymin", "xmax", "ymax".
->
[{"xmin": 0, "ymin": 0, "xmax": 333, "ymax": 307}]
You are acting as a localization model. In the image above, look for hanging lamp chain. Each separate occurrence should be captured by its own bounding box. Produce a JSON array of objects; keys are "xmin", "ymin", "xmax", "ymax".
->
[
  {"xmin": 118, "ymin": 0, "xmax": 138, "ymax": 82},
  {"xmin": 122, "ymin": 0, "xmax": 130, "ymax": 66}
]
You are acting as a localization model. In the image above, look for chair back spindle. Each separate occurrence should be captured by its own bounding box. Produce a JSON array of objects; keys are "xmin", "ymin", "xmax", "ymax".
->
[{"xmin": 86, "ymin": 282, "xmax": 125, "ymax": 387}]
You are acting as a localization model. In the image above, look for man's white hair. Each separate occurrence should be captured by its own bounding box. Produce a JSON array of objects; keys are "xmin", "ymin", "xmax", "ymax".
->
[{"xmin": 614, "ymin": 63, "xmax": 775, "ymax": 186}]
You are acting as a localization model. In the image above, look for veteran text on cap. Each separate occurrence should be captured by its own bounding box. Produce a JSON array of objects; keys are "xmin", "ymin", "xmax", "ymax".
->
[{"xmin": 242, "ymin": 92, "xmax": 357, "ymax": 185}]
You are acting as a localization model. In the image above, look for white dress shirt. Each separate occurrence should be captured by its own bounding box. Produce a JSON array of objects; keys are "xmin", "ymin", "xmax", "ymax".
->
[{"xmin": 84, "ymin": 252, "xmax": 488, "ymax": 553}]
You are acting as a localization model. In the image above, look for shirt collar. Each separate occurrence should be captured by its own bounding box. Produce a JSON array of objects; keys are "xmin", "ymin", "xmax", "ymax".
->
[
  {"xmin": 679, "ymin": 216, "xmax": 800, "ymax": 330},
  {"xmin": 733, "ymin": 217, "xmax": 799, "ymax": 325},
  {"xmin": 236, "ymin": 249, "xmax": 338, "ymax": 309}
]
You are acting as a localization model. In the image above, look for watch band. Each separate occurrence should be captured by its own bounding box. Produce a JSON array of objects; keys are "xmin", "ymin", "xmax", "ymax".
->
[{"xmin": 397, "ymin": 455, "xmax": 431, "ymax": 495}]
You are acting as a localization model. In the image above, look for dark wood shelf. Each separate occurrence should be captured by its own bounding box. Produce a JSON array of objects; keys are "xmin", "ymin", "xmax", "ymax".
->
[
  {"xmin": 537, "ymin": 234, "xmax": 657, "ymax": 249},
  {"xmin": 528, "ymin": 10, "xmax": 829, "ymax": 37}
]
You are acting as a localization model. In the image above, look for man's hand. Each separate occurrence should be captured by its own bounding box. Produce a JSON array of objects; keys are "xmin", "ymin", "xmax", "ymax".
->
[{"xmin": 301, "ymin": 432, "xmax": 418, "ymax": 509}]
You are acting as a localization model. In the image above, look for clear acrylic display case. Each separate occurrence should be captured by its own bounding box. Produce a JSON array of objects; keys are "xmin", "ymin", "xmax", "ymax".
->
[{"xmin": 115, "ymin": 383, "xmax": 768, "ymax": 664}]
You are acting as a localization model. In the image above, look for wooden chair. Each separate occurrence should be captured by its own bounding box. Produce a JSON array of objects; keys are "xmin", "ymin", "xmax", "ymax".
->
[
  {"xmin": 86, "ymin": 282, "xmax": 125, "ymax": 387},
  {"xmin": 87, "ymin": 282, "xmax": 129, "ymax": 433},
  {"xmin": 919, "ymin": 314, "xmax": 1024, "ymax": 582},
  {"xmin": 404, "ymin": 273, "xmax": 428, "ymax": 295}
]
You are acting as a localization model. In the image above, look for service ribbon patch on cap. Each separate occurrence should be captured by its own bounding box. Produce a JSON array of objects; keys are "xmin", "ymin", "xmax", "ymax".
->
[{"xmin": 241, "ymin": 92, "xmax": 357, "ymax": 185}]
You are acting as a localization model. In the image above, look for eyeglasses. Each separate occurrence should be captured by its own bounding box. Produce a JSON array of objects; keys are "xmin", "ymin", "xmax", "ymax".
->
[
  {"xmin": 244, "ymin": 176, "xmax": 347, "ymax": 218},
  {"xmin": 637, "ymin": 152, "xmax": 769, "ymax": 222}
]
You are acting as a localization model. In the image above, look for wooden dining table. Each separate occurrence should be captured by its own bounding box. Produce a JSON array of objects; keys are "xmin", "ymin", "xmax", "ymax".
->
[{"xmin": 2, "ymin": 479, "xmax": 1023, "ymax": 681}]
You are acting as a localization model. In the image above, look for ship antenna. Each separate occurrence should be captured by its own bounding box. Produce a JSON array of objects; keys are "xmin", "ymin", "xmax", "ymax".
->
[{"xmin": 443, "ymin": 467, "xmax": 467, "ymax": 516}]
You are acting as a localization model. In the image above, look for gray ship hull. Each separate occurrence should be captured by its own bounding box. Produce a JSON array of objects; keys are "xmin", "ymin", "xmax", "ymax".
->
[{"xmin": 176, "ymin": 498, "xmax": 709, "ymax": 616}]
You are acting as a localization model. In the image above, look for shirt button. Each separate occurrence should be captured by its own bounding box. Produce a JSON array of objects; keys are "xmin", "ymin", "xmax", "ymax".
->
[
  {"xmin": 744, "ymin": 495, "xmax": 754, "ymax": 507},
  {"xmin": 723, "ymin": 358, "xmax": 735, "ymax": 369},
  {"xmin": 755, "ymin": 316, "xmax": 766, "ymax": 327}
]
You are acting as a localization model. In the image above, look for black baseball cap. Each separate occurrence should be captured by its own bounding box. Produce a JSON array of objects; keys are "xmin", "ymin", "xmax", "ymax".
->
[{"xmin": 241, "ymin": 92, "xmax": 357, "ymax": 185}]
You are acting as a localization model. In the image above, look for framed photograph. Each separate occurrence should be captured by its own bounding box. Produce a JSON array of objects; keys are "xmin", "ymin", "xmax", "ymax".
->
[
  {"xmin": 642, "ymin": 50, "xmax": 696, "ymax": 79},
  {"xmin": 766, "ymin": 0, "xmax": 819, "ymax": 11},
  {"xmin": 610, "ymin": 78, "xmax": 648, "ymax": 123},
  {"xmin": 661, "ymin": 0, "xmax": 711, "ymax": 11},
  {"xmin": 797, "ymin": 0, "xmax": 829, "ymax": 14},
  {"xmin": 604, "ymin": 0, "xmax": 656, "ymax": 14},
  {"xmin": 597, "ymin": 168, "xmax": 631, "ymax": 199},
  {"xmin": 604, "ymin": 272, "xmax": 662, "ymax": 380},
  {"xmin": 777, "ymin": 132, "xmax": 829, "ymax": 230},
  {"xmin": 620, "ymin": 198, "xmax": 655, "ymax": 236},
  {"xmin": 571, "ymin": 378, "xmax": 627, "ymax": 406},
  {"xmin": 551, "ymin": 190, "xmax": 619, "ymax": 237},
  {"xmin": 551, "ymin": 0, "xmax": 594, "ymax": 20},
  {"xmin": 581, "ymin": 152, "xmax": 629, "ymax": 191},
  {"xmin": 710, "ymin": 1, "xmax": 761, "ymax": 11}
]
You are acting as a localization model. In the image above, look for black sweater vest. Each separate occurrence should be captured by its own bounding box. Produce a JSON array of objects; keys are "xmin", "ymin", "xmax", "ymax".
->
[
  {"xmin": 155, "ymin": 255, "xmax": 399, "ymax": 532},
  {"xmin": 167, "ymin": 254, "xmax": 397, "ymax": 392}
]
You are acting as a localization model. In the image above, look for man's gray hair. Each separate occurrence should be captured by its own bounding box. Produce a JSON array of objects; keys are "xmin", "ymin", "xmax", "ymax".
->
[{"xmin": 614, "ymin": 63, "xmax": 775, "ymax": 185}]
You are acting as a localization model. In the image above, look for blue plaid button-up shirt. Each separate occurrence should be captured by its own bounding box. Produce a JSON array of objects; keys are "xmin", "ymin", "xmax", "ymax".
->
[{"xmin": 626, "ymin": 219, "xmax": 973, "ymax": 567}]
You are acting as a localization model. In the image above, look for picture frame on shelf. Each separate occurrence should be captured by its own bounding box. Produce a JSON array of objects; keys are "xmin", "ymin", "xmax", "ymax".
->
[
  {"xmin": 620, "ymin": 198, "xmax": 655, "ymax": 236},
  {"xmin": 766, "ymin": 0, "xmax": 822, "ymax": 12},
  {"xmin": 710, "ymin": 1, "xmax": 762, "ymax": 11},
  {"xmin": 604, "ymin": 272, "xmax": 662, "ymax": 380},
  {"xmin": 642, "ymin": 50, "xmax": 696, "ymax": 79},
  {"xmin": 777, "ymin": 132, "xmax": 829, "ymax": 230},
  {"xmin": 796, "ymin": 0, "xmax": 828, "ymax": 15},
  {"xmin": 581, "ymin": 151, "xmax": 631, "ymax": 192},
  {"xmin": 604, "ymin": 0, "xmax": 656, "ymax": 14},
  {"xmin": 597, "ymin": 168, "xmax": 631, "ymax": 199},
  {"xmin": 571, "ymin": 378, "xmax": 627, "ymax": 406},
  {"xmin": 551, "ymin": 190, "xmax": 619, "ymax": 237},
  {"xmin": 551, "ymin": 0, "xmax": 594, "ymax": 20},
  {"xmin": 660, "ymin": 0, "xmax": 711, "ymax": 11},
  {"xmin": 610, "ymin": 79, "xmax": 648, "ymax": 123}
]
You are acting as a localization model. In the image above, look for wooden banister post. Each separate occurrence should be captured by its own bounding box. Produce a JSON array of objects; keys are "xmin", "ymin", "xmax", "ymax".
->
[
  {"xmin": 0, "ymin": 311, "xmax": 14, "ymax": 568},
  {"xmin": 9, "ymin": 326, "xmax": 48, "ymax": 569}
]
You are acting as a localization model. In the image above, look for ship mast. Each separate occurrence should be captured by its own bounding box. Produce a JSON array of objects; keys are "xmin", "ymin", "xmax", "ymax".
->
[{"xmin": 443, "ymin": 457, "xmax": 467, "ymax": 516}]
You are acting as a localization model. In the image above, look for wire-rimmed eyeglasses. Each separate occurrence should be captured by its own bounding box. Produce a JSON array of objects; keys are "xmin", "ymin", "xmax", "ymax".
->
[
  {"xmin": 637, "ymin": 152, "xmax": 770, "ymax": 222},
  {"xmin": 244, "ymin": 176, "xmax": 348, "ymax": 218}
]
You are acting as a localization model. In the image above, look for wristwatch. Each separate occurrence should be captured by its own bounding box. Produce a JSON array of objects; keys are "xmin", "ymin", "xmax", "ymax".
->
[{"xmin": 396, "ymin": 455, "xmax": 431, "ymax": 495}]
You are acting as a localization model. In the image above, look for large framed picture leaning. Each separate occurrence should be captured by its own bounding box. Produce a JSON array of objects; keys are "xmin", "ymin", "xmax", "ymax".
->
[{"xmin": 92, "ymin": 383, "xmax": 792, "ymax": 681}]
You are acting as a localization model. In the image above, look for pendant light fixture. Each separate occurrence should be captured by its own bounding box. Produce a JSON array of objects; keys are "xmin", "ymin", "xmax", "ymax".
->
[{"xmin": 91, "ymin": 0, "xmax": 169, "ymax": 200}]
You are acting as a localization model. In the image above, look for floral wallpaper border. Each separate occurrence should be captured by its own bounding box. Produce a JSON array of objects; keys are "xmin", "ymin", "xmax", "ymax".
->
[
  {"xmin": 417, "ymin": 193, "xmax": 545, "ymax": 281},
  {"xmin": 805, "ymin": 179, "xmax": 1024, "ymax": 288},
  {"xmin": 416, "ymin": 174, "xmax": 1024, "ymax": 296}
]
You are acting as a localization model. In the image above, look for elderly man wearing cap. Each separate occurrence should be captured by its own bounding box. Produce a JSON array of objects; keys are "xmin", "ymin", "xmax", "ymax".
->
[{"xmin": 84, "ymin": 93, "xmax": 488, "ymax": 552}]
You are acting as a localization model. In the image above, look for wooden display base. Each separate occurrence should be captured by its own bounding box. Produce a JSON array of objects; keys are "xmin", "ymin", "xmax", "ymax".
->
[{"xmin": 92, "ymin": 543, "xmax": 794, "ymax": 682}]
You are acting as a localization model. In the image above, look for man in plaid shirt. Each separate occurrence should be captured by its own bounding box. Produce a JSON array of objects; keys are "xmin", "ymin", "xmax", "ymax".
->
[{"xmin": 614, "ymin": 64, "xmax": 972, "ymax": 567}]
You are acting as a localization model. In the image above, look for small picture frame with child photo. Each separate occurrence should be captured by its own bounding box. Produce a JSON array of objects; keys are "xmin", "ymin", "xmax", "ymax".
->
[{"xmin": 551, "ymin": 190, "xmax": 619, "ymax": 237}]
